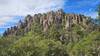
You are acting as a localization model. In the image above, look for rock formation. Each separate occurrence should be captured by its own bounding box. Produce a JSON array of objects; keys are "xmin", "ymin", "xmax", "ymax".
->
[{"xmin": 3, "ymin": 9, "xmax": 95, "ymax": 37}]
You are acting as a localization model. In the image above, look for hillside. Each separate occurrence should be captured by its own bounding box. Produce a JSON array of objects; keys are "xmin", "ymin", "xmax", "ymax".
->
[{"xmin": 0, "ymin": 9, "xmax": 100, "ymax": 56}]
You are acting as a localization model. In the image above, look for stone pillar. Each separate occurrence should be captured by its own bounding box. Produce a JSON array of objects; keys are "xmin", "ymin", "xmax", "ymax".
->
[
  {"xmin": 47, "ymin": 11, "xmax": 54, "ymax": 26},
  {"xmin": 43, "ymin": 14, "xmax": 49, "ymax": 33}
]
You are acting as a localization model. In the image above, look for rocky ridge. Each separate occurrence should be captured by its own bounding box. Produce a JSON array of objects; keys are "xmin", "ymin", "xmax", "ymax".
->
[{"xmin": 3, "ymin": 9, "xmax": 97, "ymax": 37}]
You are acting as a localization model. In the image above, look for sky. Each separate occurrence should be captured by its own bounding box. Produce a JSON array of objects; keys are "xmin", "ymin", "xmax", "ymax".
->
[{"xmin": 0, "ymin": 0, "xmax": 100, "ymax": 35}]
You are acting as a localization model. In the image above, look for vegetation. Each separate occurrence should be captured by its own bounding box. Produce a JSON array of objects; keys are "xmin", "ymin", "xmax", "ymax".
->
[{"xmin": 0, "ymin": 5, "xmax": 100, "ymax": 56}]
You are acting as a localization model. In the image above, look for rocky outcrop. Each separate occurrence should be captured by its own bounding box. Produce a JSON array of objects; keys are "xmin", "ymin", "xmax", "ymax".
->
[{"xmin": 3, "ymin": 9, "xmax": 94, "ymax": 37}]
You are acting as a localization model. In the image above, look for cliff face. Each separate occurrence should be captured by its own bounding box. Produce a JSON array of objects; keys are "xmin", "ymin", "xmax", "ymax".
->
[{"xmin": 3, "ymin": 9, "xmax": 95, "ymax": 37}]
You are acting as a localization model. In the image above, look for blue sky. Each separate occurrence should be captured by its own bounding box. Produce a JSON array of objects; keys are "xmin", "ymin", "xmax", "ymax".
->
[
  {"xmin": 64, "ymin": 0, "xmax": 100, "ymax": 18},
  {"xmin": 0, "ymin": 0, "xmax": 100, "ymax": 35}
]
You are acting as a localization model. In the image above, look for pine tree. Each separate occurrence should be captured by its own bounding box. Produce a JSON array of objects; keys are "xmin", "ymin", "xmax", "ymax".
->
[
  {"xmin": 98, "ymin": 4, "xmax": 100, "ymax": 20},
  {"xmin": 97, "ymin": 4, "xmax": 100, "ymax": 24}
]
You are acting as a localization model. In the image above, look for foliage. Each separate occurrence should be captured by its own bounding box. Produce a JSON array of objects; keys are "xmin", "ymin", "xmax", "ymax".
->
[{"xmin": 0, "ymin": 8, "xmax": 100, "ymax": 56}]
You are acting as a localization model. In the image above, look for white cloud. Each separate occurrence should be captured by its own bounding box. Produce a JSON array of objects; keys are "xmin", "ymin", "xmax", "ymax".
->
[
  {"xmin": 0, "ymin": 0, "xmax": 64, "ymax": 16},
  {"xmin": 84, "ymin": 12, "xmax": 98, "ymax": 19},
  {"xmin": 0, "ymin": 16, "xmax": 18, "ymax": 30},
  {"xmin": 0, "ymin": 0, "xmax": 64, "ymax": 29},
  {"xmin": 0, "ymin": 16, "xmax": 24, "ymax": 28},
  {"xmin": 0, "ymin": 16, "xmax": 13, "ymax": 25}
]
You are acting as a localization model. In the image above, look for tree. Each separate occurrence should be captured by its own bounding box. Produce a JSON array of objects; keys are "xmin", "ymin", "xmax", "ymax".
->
[
  {"xmin": 97, "ymin": 4, "xmax": 100, "ymax": 19},
  {"xmin": 97, "ymin": 4, "xmax": 100, "ymax": 24}
]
